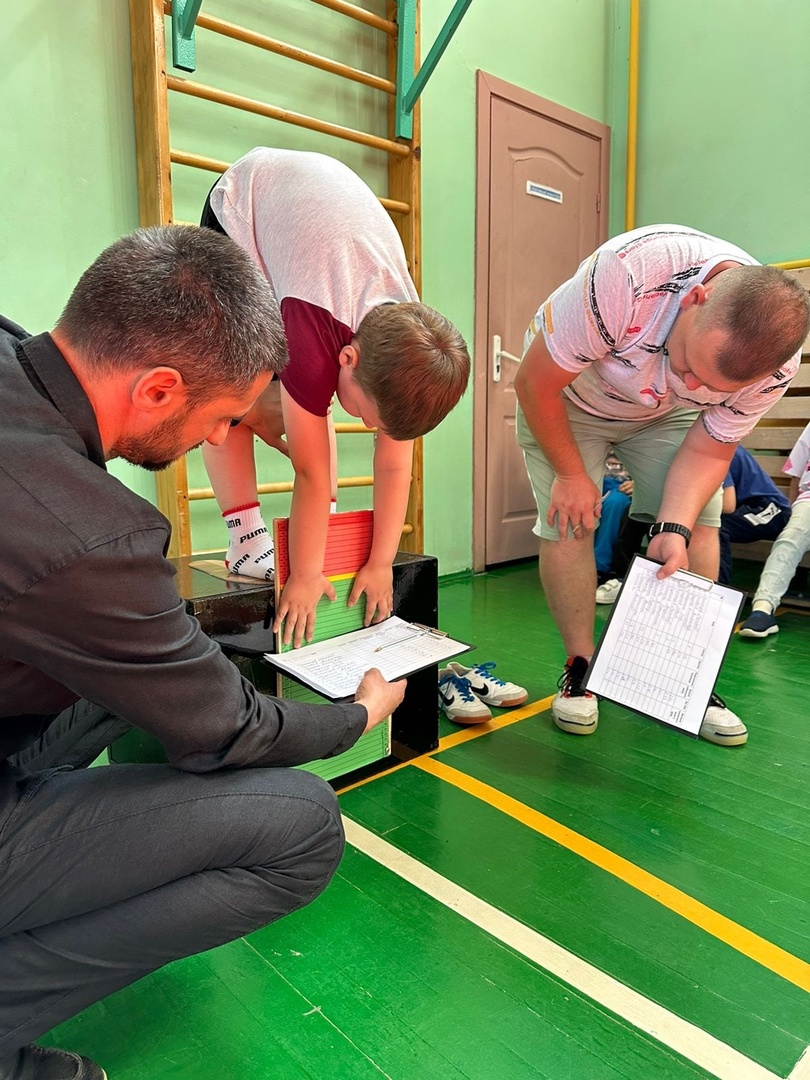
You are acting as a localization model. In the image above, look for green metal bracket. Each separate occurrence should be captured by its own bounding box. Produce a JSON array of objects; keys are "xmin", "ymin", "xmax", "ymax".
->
[
  {"xmin": 396, "ymin": 0, "xmax": 473, "ymax": 140},
  {"xmin": 171, "ymin": 0, "xmax": 205, "ymax": 73}
]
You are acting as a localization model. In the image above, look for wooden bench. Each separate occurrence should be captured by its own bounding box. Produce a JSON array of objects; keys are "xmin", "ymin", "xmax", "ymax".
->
[{"xmin": 731, "ymin": 266, "xmax": 810, "ymax": 569}]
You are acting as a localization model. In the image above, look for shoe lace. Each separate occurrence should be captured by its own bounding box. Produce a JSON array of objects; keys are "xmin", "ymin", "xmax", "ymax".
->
[
  {"xmin": 708, "ymin": 691, "xmax": 725, "ymax": 709},
  {"xmin": 439, "ymin": 674, "xmax": 476, "ymax": 702},
  {"xmin": 557, "ymin": 656, "xmax": 591, "ymax": 698},
  {"xmin": 473, "ymin": 661, "xmax": 505, "ymax": 686}
]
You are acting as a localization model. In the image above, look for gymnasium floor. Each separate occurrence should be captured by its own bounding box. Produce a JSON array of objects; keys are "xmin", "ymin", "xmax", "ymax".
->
[{"xmin": 46, "ymin": 561, "xmax": 809, "ymax": 1079}]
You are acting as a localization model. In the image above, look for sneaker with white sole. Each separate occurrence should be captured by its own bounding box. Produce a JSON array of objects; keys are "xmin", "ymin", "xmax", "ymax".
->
[
  {"xmin": 552, "ymin": 656, "xmax": 598, "ymax": 735},
  {"xmin": 441, "ymin": 662, "xmax": 528, "ymax": 708},
  {"xmin": 0, "ymin": 1044, "xmax": 107, "ymax": 1079},
  {"xmin": 698, "ymin": 692, "xmax": 748, "ymax": 746},
  {"xmin": 438, "ymin": 672, "xmax": 492, "ymax": 724},
  {"xmin": 739, "ymin": 610, "xmax": 779, "ymax": 639},
  {"xmin": 595, "ymin": 578, "xmax": 622, "ymax": 605}
]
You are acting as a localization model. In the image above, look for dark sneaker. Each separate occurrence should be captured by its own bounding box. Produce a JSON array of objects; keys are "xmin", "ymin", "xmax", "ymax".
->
[
  {"xmin": 552, "ymin": 656, "xmax": 598, "ymax": 735},
  {"xmin": 1, "ymin": 1044, "xmax": 106, "ymax": 1079},
  {"xmin": 698, "ymin": 693, "xmax": 748, "ymax": 747},
  {"xmin": 739, "ymin": 610, "xmax": 779, "ymax": 639}
]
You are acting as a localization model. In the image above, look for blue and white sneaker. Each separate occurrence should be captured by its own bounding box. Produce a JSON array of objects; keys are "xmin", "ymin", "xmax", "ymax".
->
[
  {"xmin": 739, "ymin": 610, "xmax": 779, "ymax": 639},
  {"xmin": 438, "ymin": 671, "xmax": 492, "ymax": 724},
  {"xmin": 441, "ymin": 662, "xmax": 528, "ymax": 708}
]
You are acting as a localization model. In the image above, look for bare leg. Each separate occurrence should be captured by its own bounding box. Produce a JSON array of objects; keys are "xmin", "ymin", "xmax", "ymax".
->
[
  {"xmin": 202, "ymin": 425, "xmax": 258, "ymax": 512},
  {"xmin": 539, "ymin": 536, "xmax": 597, "ymax": 657}
]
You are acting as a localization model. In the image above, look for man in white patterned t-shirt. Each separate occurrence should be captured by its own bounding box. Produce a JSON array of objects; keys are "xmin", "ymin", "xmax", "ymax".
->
[{"xmin": 515, "ymin": 224, "xmax": 810, "ymax": 746}]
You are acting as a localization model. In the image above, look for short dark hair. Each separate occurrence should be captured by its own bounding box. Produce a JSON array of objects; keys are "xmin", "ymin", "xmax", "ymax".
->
[
  {"xmin": 56, "ymin": 225, "xmax": 288, "ymax": 399},
  {"xmin": 352, "ymin": 302, "xmax": 470, "ymax": 440},
  {"xmin": 698, "ymin": 265, "xmax": 810, "ymax": 382}
]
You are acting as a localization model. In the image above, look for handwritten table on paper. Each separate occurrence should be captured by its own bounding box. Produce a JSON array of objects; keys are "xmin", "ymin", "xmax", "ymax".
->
[
  {"xmin": 265, "ymin": 616, "xmax": 471, "ymax": 700},
  {"xmin": 585, "ymin": 557, "xmax": 743, "ymax": 736}
]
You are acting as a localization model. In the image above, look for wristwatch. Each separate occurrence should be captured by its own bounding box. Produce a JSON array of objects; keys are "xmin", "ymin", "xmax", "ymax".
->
[{"xmin": 648, "ymin": 521, "xmax": 692, "ymax": 546}]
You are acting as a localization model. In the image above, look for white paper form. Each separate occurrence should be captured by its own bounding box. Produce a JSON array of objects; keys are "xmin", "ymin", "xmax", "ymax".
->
[
  {"xmin": 585, "ymin": 556, "xmax": 744, "ymax": 736},
  {"xmin": 264, "ymin": 616, "xmax": 472, "ymax": 700}
]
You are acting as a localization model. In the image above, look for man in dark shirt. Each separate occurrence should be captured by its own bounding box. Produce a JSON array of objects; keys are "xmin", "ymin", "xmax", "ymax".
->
[{"xmin": 0, "ymin": 226, "xmax": 404, "ymax": 1080}]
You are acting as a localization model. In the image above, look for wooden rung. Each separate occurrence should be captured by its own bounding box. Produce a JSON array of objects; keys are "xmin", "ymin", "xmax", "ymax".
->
[
  {"xmin": 163, "ymin": 2, "xmax": 395, "ymax": 95},
  {"xmin": 334, "ymin": 422, "xmax": 375, "ymax": 433},
  {"xmin": 167, "ymin": 75, "xmax": 410, "ymax": 157},
  {"xmin": 188, "ymin": 475, "xmax": 375, "ymax": 501},
  {"xmin": 171, "ymin": 148, "xmax": 230, "ymax": 173},
  {"xmin": 309, "ymin": 0, "xmax": 397, "ymax": 36},
  {"xmin": 169, "ymin": 149, "xmax": 410, "ymax": 215}
]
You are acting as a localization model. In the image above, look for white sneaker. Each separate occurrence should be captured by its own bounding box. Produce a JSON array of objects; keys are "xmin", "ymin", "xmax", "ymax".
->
[
  {"xmin": 438, "ymin": 672, "xmax": 492, "ymax": 724},
  {"xmin": 442, "ymin": 662, "xmax": 528, "ymax": 708},
  {"xmin": 595, "ymin": 578, "xmax": 621, "ymax": 605},
  {"xmin": 699, "ymin": 693, "xmax": 748, "ymax": 746},
  {"xmin": 552, "ymin": 656, "xmax": 598, "ymax": 735}
]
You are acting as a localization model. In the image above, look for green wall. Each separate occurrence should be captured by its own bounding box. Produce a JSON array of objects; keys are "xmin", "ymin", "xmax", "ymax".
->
[
  {"xmin": 3, "ymin": 1, "xmax": 809, "ymax": 572},
  {"xmin": 634, "ymin": 0, "xmax": 810, "ymax": 264}
]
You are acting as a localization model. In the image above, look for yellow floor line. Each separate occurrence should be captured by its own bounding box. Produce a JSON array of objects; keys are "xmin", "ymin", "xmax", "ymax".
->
[
  {"xmin": 415, "ymin": 755, "xmax": 810, "ymax": 994},
  {"xmin": 336, "ymin": 694, "xmax": 554, "ymax": 795}
]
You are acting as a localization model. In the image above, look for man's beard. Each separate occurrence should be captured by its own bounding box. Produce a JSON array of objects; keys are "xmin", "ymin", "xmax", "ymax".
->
[{"xmin": 112, "ymin": 411, "xmax": 203, "ymax": 472}]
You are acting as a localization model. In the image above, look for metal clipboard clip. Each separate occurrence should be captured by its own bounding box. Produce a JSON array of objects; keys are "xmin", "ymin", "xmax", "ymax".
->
[{"xmin": 673, "ymin": 568, "xmax": 714, "ymax": 591}]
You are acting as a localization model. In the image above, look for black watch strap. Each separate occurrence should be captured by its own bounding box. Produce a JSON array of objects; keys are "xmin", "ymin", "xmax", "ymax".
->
[{"xmin": 648, "ymin": 521, "xmax": 692, "ymax": 546}]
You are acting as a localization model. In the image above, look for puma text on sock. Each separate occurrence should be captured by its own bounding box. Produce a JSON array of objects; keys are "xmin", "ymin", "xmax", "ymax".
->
[{"xmin": 224, "ymin": 502, "xmax": 274, "ymax": 579}]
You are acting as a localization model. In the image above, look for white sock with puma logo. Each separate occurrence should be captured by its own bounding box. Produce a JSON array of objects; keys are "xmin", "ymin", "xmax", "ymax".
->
[{"xmin": 223, "ymin": 502, "xmax": 274, "ymax": 579}]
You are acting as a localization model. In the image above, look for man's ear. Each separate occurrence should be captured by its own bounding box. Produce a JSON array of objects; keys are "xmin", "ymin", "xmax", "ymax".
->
[
  {"xmin": 130, "ymin": 367, "xmax": 187, "ymax": 413},
  {"xmin": 679, "ymin": 283, "xmax": 708, "ymax": 311},
  {"xmin": 338, "ymin": 344, "xmax": 359, "ymax": 370}
]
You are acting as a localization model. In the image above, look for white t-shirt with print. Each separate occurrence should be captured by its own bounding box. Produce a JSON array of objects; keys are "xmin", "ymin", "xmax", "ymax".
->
[
  {"xmin": 523, "ymin": 225, "xmax": 800, "ymax": 443},
  {"xmin": 783, "ymin": 421, "xmax": 810, "ymax": 504},
  {"xmin": 209, "ymin": 147, "xmax": 419, "ymax": 415}
]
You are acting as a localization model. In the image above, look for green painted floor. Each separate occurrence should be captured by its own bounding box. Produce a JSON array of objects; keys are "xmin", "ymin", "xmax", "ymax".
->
[{"xmin": 44, "ymin": 561, "xmax": 809, "ymax": 1079}]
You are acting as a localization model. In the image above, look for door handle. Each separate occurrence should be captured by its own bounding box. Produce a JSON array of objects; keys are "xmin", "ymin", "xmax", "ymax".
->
[{"xmin": 492, "ymin": 335, "xmax": 522, "ymax": 383}]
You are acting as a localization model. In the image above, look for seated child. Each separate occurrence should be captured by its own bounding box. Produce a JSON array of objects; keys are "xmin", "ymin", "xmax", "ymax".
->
[
  {"xmin": 594, "ymin": 453, "xmax": 634, "ymax": 604},
  {"xmin": 739, "ymin": 422, "xmax": 810, "ymax": 638},
  {"xmin": 718, "ymin": 444, "xmax": 791, "ymax": 585}
]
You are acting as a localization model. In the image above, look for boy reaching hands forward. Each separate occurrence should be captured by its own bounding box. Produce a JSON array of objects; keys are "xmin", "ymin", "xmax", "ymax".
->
[{"xmin": 201, "ymin": 148, "xmax": 470, "ymax": 647}]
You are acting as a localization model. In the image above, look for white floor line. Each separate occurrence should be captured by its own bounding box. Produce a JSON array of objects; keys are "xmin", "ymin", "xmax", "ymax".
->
[
  {"xmin": 345, "ymin": 817, "xmax": 802, "ymax": 1080},
  {"xmin": 789, "ymin": 1046, "xmax": 810, "ymax": 1080}
]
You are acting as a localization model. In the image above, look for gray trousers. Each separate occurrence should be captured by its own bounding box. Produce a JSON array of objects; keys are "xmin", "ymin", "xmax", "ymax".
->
[{"xmin": 0, "ymin": 703, "xmax": 345, "ymax": 1058}]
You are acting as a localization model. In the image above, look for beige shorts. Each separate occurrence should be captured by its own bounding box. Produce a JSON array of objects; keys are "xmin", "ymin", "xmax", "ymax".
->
[{"xmin": 516, "ymin": 400, "xmax": 723, "ymax": 541}]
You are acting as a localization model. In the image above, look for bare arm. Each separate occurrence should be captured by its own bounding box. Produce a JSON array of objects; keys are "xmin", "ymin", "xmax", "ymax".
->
[
  {"xmin": 789, "ymin": 476, "xmax": 800, "ymax": 504},
  {"xmin": 722, "ymin": 483, "xmax": 737, "ymax": 514},
  {"xmin": 348, "ymin": 434, "xmax": 413, "ymax": 625},
  {"xmin": 514, "ymin": 334, "xmax": 602, "ymax": 538},
  {"xmin": 272, "ymin": 386, "xmax": 337, "ymax": 647},
  {"xmin": 648, "ymin": 422, "xmax": 737, "ymax": 577}
]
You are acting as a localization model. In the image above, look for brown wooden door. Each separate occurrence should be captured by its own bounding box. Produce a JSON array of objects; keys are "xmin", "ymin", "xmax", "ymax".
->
[{"xmin": 474, "ymin": 74, "xmax": 609, "ymax": 568}]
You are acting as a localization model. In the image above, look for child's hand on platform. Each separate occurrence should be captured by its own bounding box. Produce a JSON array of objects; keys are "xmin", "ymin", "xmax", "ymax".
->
[
  {"xmin": 355, "ymin": 668, "xmax": 407, "ymax": 731},
  {"xmin": 274, "ymin": 573, "xmax": 337, "ymax": 648},
  {"xmin": 348, "ymin": 563, "xmax": 394, "ymax": 626}
]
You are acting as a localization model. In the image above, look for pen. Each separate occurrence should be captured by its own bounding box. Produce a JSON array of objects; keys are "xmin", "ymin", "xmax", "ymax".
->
[{"xmin": 373, "ymin": 624, "xmax": 448, "ymax": 652}]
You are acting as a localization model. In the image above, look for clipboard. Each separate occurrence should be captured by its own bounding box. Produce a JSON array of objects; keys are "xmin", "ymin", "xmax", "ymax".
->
[
  {"xmin": 263, "ymin": 615, "xmax": 473, "ymax": 701},
  {"xmin": 584, "ymin": 555, "xmax": 745, "ymax": 736}
]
